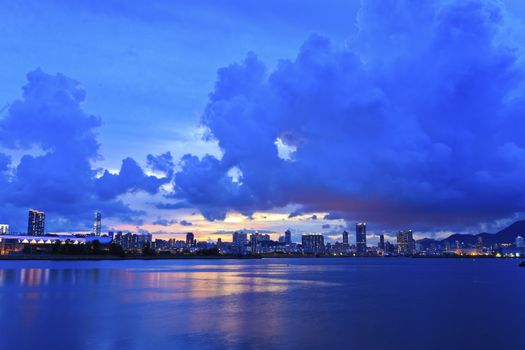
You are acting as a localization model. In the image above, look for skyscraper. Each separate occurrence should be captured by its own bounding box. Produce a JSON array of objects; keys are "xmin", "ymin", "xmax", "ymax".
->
[
  {"xmin": 285, "ymin": 229, "xmax": 292, "ymax": 245},
  {"xmin": 397, "ymin": 230, "xmax": 415, "ymax": 255},
  {"xmin": 378, "ymin": 234, "xmax": 385, "ymax": 252},
  {"xmin": 302, "ymin": 234, "xmax": 324, "ymax": 254},
  {"xmin": 93, "ymin": 211, "xmax": 102, "ymax": 236},
  {"xmin": 342, "ymin": 230, "xmax": 349, "ymax": 245},
  {"xmin": 356, "ymin": 223, "xmax": 367, "ymax": 255},
  {"xmin": 0, "ymin": 224, "xmax": 8, "ymax": 235},
  {"xmin": 186, "ymin": 232, "xmax": 195, "ymax": 247},
  {"xmin": 27, "ymin": 209, "xmax": 45, "ymax": 236}
]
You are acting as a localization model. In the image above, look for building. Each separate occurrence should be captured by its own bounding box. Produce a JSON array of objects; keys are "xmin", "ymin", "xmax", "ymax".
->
[
  {"xmin": 476, "ymin": 236, "xmax": 483, "ymax": 253},
  {"xmin": 285, "ymin": 229, "xmax": 292, "ymax": 245},
  {"xmin": 378, "ymin": 234, "xmax": 385, "ymax": 252},
  {"xmin": 342, "ymin": 230, "xmax": 349, "ymax": 245},
  {"xmin": 356, "ymin": 223, "xmax": 367, "ymax": 255},
  {"xmin": 27, "ymin": 209, "xmax": 45, "ymax": 236},
  {"xmin": 0, "ymin": 234, "xmax": 112, "ymax": 255},
  {"xmin": 232, "ymin": 232, "xmax": 248, "ymax": 254},
  {"xmin": 93, "ymin": 211, "xmax": 102, "ymax": 236},
  {"xmin": 0, "ymin": 224, "xmax": 8, "ymax": 235},
  {"xmin": 302, "ymin": 234, "xmax": 324, "ymax": 254},
  {"xmin": 397, "ymin": 230, "xmax": 415, "ymax": 255},
  {"xmin": 186, "ymin": 232, "xmax": 195, "ymax": 247},
  {"xmin": 516, "ymin": 236, "xmax": 524, "ymax": 248},
  {"xmin": 250, "ymin": 232, "xmax": 260, "ymax": 253}
]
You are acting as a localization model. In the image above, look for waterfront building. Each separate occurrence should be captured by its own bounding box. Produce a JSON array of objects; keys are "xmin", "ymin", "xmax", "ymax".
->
[
  {"xmin": 476, "ymin": 236, "xmax": 483, "ymax": 253},
  {"xmin": 397, "ymin": 230, "xmax": 415, "ymax": 255},
  {"xmin": 0, "ymin": 224, "xmax": 8, "ymax": 235},
  {"xmin": 356, "ymin": 223, "xmax": 367, "ymax": 255},
  {"xmin": 93, "ymin": 211, "xmax": 101, "ymax": 236},
  {"xmin": 285, "ymin": 229, "xmax": 292, "ymax": 245},
  {"xmin": 378, "ymin": 234, "xmax": 385, "ymax": 252},
  {"xmin": 186, "ymin": 232, "xmax": 195, "ymax": 247},
  {"xmin": 27, "ymin": 209, "xmax": 45, "ymax": 236},
  {"xmin": 302, "ymin": 234, "xmax": 324, "ymax": 254},
  {"xmin": 342, "ymin": 230, "xmax": 349, "ymax": 245},
  {"xmin": 250, "ymin": 232, "xmax": 260, "ymax": 254},
  {"xmin": 232, "ymin": 232, "xmax": 248, "ymax": 254},
  {"xmin": 516, "ymin": 236, "xmax": 524, "ymax": 248}
]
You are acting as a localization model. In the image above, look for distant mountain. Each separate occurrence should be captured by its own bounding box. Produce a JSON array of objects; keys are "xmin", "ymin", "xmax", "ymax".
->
[{"xmin": 439, "ymin": 220, "xmax": 525, "ymax": 246}]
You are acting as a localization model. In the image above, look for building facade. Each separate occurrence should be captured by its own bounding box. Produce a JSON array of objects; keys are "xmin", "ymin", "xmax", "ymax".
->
[
  {"xmin": 27, "ymin": 209, "xmax": 45, "ymax": 236},
  {"xmin": 397, "ymin": 230, "xmax": 415, "ymax": 255},
  {"xmin": 356, "ymin": 223, "xmax": 367, "ymax": 255},
  {"xmin": 93, "ymin": 211, "xmax": 102, "ymax": 236},
  {"xmin": 302, "ymin": 234, "xmax": 324, "ymax": 254}
]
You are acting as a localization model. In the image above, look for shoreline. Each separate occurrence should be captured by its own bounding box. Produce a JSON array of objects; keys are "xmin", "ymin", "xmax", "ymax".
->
[{"xmin": 0, "ymin": 254, "xmax": 520, "ymax": 261}]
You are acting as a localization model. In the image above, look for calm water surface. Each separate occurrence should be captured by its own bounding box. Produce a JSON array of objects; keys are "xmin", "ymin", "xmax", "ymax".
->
[{"xmin": 0, "ymin": 258, "xmax": 523, "ymax": 350}]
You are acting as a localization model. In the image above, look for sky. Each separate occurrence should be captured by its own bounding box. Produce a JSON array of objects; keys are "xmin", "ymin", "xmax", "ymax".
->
[{"xmin": 1, "ymin": 0, "xmax": 525, "ymax": 243}]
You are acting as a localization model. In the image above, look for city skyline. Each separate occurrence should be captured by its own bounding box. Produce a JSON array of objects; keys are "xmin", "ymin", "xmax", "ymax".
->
[{"xmin": 2, "ymin": 0, "xmax": 525, "ymax": 242}]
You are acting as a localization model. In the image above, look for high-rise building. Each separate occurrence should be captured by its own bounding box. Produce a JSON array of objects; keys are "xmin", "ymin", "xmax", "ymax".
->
[
  {"xmin": 378, "ymin": 234, "xmax": 385, "ymax": 252},
  {"xmin": 302, "ymin": 234, "xmax": 324, "ymax": 254},
  {"xmin": 356, "ymin": 223, "xmax": 367, "ymax": 255},
  {"xmin": 232, "ymin": 232, "xmax": 248, "ymax": 254},
  {"xmin": 516, "ymin": 236, "xmax": 524, "ymax": 248},
  {"xmin": 27, "ymin": 209, "xmax": 45, "ymax": 236},
  {"xmin": 397, "ymin": 230, "xmax": 415, "ymax": 255},
  {"xmin": 186, "ymin": 232, "xmax": 195, "ymax": 247},
  {"xmin": 93, "ymin": 211, "xmax": 102, "ymax": 236},
  {"xmin": 0, "ymin": 224, "xmax": 8, "ymax": 235},
  {"xmin": 342, "ymin": 230, "xmax": 349, "ymax": 245},
  {"xmin": 250, "ymin": 232, "xmax": 260, "ymax": 253},
  {"xmin": 285, "ymin": 229, "xmax": 292, "ymax": 245},
  {"xmin": 476, "ymin": 236, "xmax": 483, "ymax": 253}
]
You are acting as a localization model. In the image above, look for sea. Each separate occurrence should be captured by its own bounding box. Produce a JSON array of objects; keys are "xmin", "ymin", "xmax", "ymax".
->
[{"xmin": 0, "ymin": 258, "xmax": 523, "ymax": 350}]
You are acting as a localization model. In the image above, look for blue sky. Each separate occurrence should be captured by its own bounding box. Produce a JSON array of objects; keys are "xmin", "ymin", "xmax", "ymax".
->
[{"xmin": 1, "ymin": 0, "xmax": 525, "ymax": 242}]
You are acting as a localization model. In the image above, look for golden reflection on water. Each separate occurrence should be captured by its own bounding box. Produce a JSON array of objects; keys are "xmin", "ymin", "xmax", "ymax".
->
[{"xmin": 118, "ymin": 264, "xmax": 341, "ymax": 303}]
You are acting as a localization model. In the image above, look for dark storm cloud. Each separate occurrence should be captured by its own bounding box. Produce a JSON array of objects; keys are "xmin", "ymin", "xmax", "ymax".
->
[
  {"xmin": 95, "ymin": 157, "xmax": 170, "ymax": 200},
  {"xmin": 0, "ymin": 69, "xmax": 167, "ymax": 230},
  {"xmin": 172, "ymin": 0, "xmax": 525, "ymax": 230}
]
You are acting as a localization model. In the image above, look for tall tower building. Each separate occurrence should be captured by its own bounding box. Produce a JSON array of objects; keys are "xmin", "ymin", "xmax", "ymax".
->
[
  {"xmin": 93, "ymin": 211, "xmax": 102, "ymax": 236},
  {"xmin": 356, "ymin": 223, "xmax": 367, "ymax": 255},
  {"xmin": 342, "ymin": 230, "xmax": 349, "ymax": 245},
  {"xmin": 27, "ymin": 209, "xmax": 45, "ymax": 236},
  {"xmin": 378, "ymin": 234, "xmax": 385, "ymax": 252},
  {"xmin": 186, "ymin": 232, "xmax": 195, "ymax": 247},
  {"xmin": 397, "ymin": 230, "xmax": 415, "ymax": 255},
  {"xmin": 284, "ymin": 229, "xmax": 292, "ymax": 245}
]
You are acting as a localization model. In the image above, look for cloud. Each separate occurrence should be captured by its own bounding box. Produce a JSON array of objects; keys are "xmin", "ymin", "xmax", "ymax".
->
[
  {"xmin": 310, "ymin": 214, "xmax": 318, "ymax": 220},
  {"xmin": 96, "ymin": 157, "xmax": 170, "ymax": 200},
  {"xmin": 171, "ymin": 0, "xmax": 525, "ymax": 230},
  {"xmin": 0, "ymin": 69, "xmax": 166, "ymax": 231},
  {"xmin": 288, "ymin": 210, "xmax": 303, "ymax": 218},
  {"xmin": 180, "ymin": 220, "xmax": 193, "ymax": 226},
  {"xmin": 323, "ymin": 213, "xmax": 344, "ymax": 221},
  {"xmin": 322, "ymin": 224, "xmax": 331, "ymax": 229},
  {"xmin": 147, "ymin": 152, "xmax": 174, "ymax": 175},
  {"xmin": 152, "ymin": 217, "xmax": 177, "ymax": 226}
]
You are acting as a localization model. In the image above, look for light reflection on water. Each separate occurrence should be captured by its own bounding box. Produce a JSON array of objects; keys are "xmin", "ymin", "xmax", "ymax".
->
[{"xmin": 0, "ymin": 258, "xmax": 524, "ymax": 350}]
